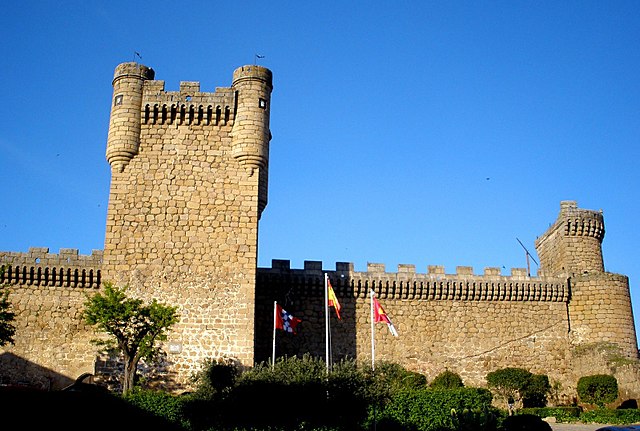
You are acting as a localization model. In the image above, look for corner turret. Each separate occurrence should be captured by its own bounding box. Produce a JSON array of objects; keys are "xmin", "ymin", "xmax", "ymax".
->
[
  {"xmin": 231, "ymin": 65, "xmax": 273, "ymax": 216},
  {"xmin": 106, "ymin": 62, "xmax": 155, "ymax": 173},
  {"xmin": 535, "ymin": 200, "xmax": 605, "ymax": 276}
]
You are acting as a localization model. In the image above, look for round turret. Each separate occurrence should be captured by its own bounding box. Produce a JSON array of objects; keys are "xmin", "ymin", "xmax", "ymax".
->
[
  {"xmin": 106, "ymin": 62, "xmax": 155, "ymax": 173},
  {"xmin": 535, "ymin": 200, "xmax": 605, "ymax": 276},
  {"xmin": 230, "ymin": 65, "xmax": 273, "ymax": 170}
]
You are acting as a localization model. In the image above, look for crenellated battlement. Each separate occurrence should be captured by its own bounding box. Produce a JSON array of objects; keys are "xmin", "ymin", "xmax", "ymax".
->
[
  {"xmin": 0, "ymin": 247, "xmax": 102, "ymax": 288},
  {"xmin": 535, "ymin": 201, "xmax": 606, "ymax": 275},
  {"xmin": 141, "ymin": 80, "xmax": 236, "ymax": 126},
  {"xmin": 257, "ymin": 259, "xmax": 568, "ymax": 302}
]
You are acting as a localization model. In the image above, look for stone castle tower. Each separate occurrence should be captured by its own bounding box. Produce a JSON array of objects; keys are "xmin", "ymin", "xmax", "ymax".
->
[
  {"xmin": 535, "ymin": 201, "xmax": 638, "ymax": 358},
  {"xmin": 0, "ymin": 62, "xmax": 637, "ymax": 399},
  {"xmin": 102, "ymin": 62, "xmax": 272, "ymax": 377}
]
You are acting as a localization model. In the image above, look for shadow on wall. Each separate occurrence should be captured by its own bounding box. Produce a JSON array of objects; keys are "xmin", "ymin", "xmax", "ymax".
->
[{"xmin": 0, "ymin": 352, "xmax": 75, "ymax": 391}]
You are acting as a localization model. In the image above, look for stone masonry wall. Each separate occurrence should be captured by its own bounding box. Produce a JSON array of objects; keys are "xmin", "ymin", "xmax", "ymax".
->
[
  {"xmin": 0, "ymin": 248, "xmax": 103, "ymax": 390},
  {"xmin": 256, "ymin": 261, "xmax": 575, "ymax": 390},
  {"xmin": 99, "ymin": 64, "xmax": 272, "ymax": 389}
]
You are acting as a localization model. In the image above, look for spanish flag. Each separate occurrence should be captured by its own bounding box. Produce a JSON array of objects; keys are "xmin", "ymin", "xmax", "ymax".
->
[{"xmin": 327, "ymin": 278, "xmax": 342, "ymax": 319}]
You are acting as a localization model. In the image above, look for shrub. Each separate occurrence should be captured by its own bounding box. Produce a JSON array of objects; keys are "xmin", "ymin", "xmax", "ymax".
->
[
  {"xmin": 577, "ymin": 374, "xmax": 618, "ymax": 408},
  {"xmin": 430, "ymin": 370, "xmax": 464, "ymax": 389},
  {"xmin": 578, "ymin": 407, "xmax": 640, "ymax": 425},
  {"xmin": 372, "ymin": 387, "xmax": 498, "ymax": 431},
  {"xmin": 486, "ymin": 367, "xmax": 550, "ymax": 408},
  {"xmin": 190, "ymin": 356, "xmax": 239, "ymax": 399},
  {"xmin": 123, "ymin": 388, "xmax": 191, "ymax": 429},
  {"xmin": 519, "ymin": 406, "xmax": 582, "ymax": 422},
  {"xmin": 522, "ymin": 374, "xmax": 551, "ymax": 407}
]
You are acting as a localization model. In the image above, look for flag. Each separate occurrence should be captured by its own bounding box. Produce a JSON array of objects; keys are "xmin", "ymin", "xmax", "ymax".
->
[
  {"xmin": 327, "ymin": 278, "xmax": 342, "ymax": 319},
  {"xmin": 372, "ymin": 295, "xmax": 398, "ymax": 337},
  {"xmin": 275, "ymin": 303, "xmax": 302, "ymax": 334}
]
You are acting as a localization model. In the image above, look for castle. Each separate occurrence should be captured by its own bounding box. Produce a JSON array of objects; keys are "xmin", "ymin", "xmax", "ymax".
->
[{"xmin": 1, "ymin": 62, "xmax": 638, "ymax": 402}]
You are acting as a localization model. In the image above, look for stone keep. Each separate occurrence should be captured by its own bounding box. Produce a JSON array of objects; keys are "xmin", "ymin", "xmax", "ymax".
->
[
  {"xmin": 0, "ymin": 62, "xmax": 638, "ymax": 401},
  {"xmin": 103, "ymin": 62, "xmax": 273, "ymax": 378}
]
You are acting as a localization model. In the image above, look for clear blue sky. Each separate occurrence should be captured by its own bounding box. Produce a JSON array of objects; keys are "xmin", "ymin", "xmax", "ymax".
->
[{"xmin": 1, "ymin": 1, "xmax": 639, "ymax": 345}]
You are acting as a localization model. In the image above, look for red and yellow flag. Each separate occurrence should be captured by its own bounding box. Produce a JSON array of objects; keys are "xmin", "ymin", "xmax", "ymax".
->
[
  {"xmin": 372, "ymin": 295, "xmax": 398, "ymax": 336},
  {"xmin": 327, "ymin": 278, "xmax": 342, "ymax": 319}
]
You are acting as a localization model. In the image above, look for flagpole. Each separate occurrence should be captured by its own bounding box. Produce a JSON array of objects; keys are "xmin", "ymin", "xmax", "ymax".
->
[
  {"xmin": 324, "ymin": 273, "xmax": 330, "ymax": 373},
  {"xmin": 272, "ymin": 300, "xmax": 277, "ymax": 370},
  {"xmin": 370, "ymin": 289, "xmax": 375, "ymax": 371}
]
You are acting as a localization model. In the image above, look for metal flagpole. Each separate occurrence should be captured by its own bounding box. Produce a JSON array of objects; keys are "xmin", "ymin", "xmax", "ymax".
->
[
  {"xmin": 324, "ymin": 273, "xmax": 330, "ymax": 373},
  {"xmin": 272, "ymin": 300, "xmax": 277, "ymax": 370},
  {"xmin": 370, "ymin": 289, "xmax": 375, "ymax": 371}
]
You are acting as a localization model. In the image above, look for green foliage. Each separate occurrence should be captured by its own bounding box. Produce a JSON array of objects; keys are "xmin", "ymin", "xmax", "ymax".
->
[
  {"xmin": 371, "ymin": 387, "xmax": 497, "ymax": 431},
  {"xmin": 82, "ymin": 282, "xmax": 179, "ymax": 394},
  {"xmin": 486, "ymin": 367, "xmax": 550, "ymax": 408},
  {"xmin": 190, "ymin": 357, "xmax": 239, "ymax": 399},
  {"xmin": 486, "ymin": 367, "xmax": 532, "ymax": 400},
  {"xmin": 123, "ymin": 388, "xmax": 191, "ymax": 429},
  {"xmin": 577, "ymin": 374, "xmax": 619, "ymax": 408},
  {"xmin": 430, "ymin": 370, "xmax": 464, "ymax": 389},
  {"xmin": 0, "ymin": 278, "xmax": 16, "ymax": 347},
  {"xmin": 521, "ymin": 374, "xmax": 551, "ymax": 407},
  {"xmin": 578, "ymin": 407, "xmax": 640, "ymax": 425},
  {"xmin": 191, "ymin": 355, "xmax": 371, "ymax": 431},
  {"xmin": 366, "ymin": 360, "xmax": 428, "ymax": 406},
  {"xmin": 185, "ymin": 356, "xmax": 432, "ymax": 431},
  {"xmin": 519, "ymin": 406, "xmax": 582, "ymax": 422}
]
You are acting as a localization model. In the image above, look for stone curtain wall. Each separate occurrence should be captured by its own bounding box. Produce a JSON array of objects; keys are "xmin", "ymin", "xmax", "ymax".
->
[
  {"xmin": 0, "ymin": 248, "xmax": 103, "ymax": 390},
  {"xmin": 256, "ymin": 261, "xmax": 573, "ymax": 388}
]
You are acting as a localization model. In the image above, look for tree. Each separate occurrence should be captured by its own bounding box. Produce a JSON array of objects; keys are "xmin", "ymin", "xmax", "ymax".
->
[
  {"xmin": 83, "ymin": 282, "xmax": 179, "ymax": 395},
  {"xmin": 577, "ymin": 374, "xmax": 618, "ymax": 408},
  {"xmin": 486, "ymin": 367, "xmax": 533, "ymax": 407},
  {"xmin": 486, "ymin": 367, "xmax": 551, "ymax": 409},
  {"xmin": 430, "ymin": 370, "xmax": 464, "ymax": 389},
  {"xmin": 0, "ymin": 266, "xmax": 16, "ymax": 346}
]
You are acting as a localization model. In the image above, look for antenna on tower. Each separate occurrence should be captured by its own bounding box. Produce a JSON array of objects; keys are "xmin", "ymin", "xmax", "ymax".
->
[{"xmin": 516, "ymin": 237, "xmax": 538, "ymax": 277}]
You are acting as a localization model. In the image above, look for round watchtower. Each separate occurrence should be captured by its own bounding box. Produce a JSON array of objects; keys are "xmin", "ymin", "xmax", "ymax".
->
[
  {"xmin": 106, "ymin": 62, "xmax": 155, "ymax": 173},
  {"xmin": 535, "ymin": 200, "xmax": 605, "ymax": 276},
  {"xmin": 231, "ymin": 65, "xmax": 273, "ymax": 170},
  {"xmin": 230, "ymin": 65, "xmax": 273, "ymax": 216}
]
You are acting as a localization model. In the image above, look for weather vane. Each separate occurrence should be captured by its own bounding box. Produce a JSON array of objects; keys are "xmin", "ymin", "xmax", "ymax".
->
[{"xmin": 254, "ymin": 54, "xmax": 265, "ymax": 65}]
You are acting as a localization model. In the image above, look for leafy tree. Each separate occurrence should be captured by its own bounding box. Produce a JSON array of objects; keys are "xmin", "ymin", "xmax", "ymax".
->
[
  {"xmin": 577, "ymin": 374, "xmax": 618, "ymax": 408},
  {"xmin": 522, "ymin": 373, "xmax": 551, "ymax": 407},
  {"xmin": 0, "ymin": 266, "xmax": 16, "ymax": 346},
  {"xmin": 83, "ymin": 282, "xmax": 179, "ymax": 395},
  {"xmin": 486, "ymin": 367, "xmax": 551, "ymax": 409},
  {"xmin": 486, "ymin": 367, "xmax": 533, "ymax": 407},
  {"xmin": 430, "ymin": 370, "xmax": 464, "ymax": 389}
]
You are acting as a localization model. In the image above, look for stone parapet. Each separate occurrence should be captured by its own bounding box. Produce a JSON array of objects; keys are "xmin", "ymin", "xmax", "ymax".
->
[{"xmin": 258, "ymin": 260, "xmax": 568, "ymax": 302}]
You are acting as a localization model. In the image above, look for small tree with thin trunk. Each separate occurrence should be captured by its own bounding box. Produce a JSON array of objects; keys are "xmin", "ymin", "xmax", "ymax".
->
[{"xmin": 83, "ymin": 282, "xmax": 179, "ymax": 395}]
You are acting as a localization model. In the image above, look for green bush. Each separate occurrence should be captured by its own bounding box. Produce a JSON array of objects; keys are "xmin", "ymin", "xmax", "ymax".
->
[
  {"xmin": 522, "ymin": 374, "xmax": 551, "ymax": 407},
  {"xmin": 486, "ymin": 367, "xmax": 550, "ymax": 408},
  {"xmin": 430, "ymin": 370, "xmax": 464, "ymax": 389},
  {"xmin": 123, "ymin": 388, "xmax": 191, "ymax": 429},
  {"xmin": 578, "ymin": 407, "xmax": 640, "ymax": 425},
  {"xmin": 519, "ymin": 406, "xmax": 582, "ymax": 422},
  {"xmin": 577, "ymin": 374, "xmax": 618, "ymax": 408},
  {"xmin": 372, "ymin": 387, "xmax": 498, "ymax": 431},
  {"xmin": 190, "ymin": 356, "xmax": 239, "ymax": 399}
]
